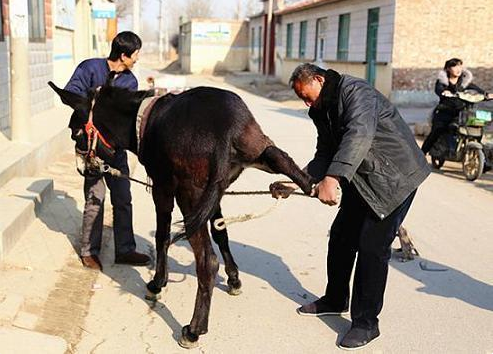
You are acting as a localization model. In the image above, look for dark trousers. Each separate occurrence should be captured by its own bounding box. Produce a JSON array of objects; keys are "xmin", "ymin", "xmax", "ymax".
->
[
  {"xmin": 80, "ymin": 150, "xmax": 136, "ymax": 257},
  {"xmin": 421, "ymin": 109, "xmax": 455, "ymax": 154},
  {"xmin": 322, "ymin": 184, "xmax": 416, "ymax": 329}
]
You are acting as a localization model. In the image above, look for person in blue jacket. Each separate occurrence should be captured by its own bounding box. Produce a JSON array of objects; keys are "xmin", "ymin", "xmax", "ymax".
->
[{"xmin": 65, "ymin": 31, "xmax": 150, "ymax": 271}]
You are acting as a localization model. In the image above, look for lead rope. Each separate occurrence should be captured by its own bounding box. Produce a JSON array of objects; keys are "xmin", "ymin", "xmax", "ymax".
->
[
  {"xmin": 213, "ymin": 197, "xmax": 282, "ymax": 231},
  {"xmin": 98, "ymin": 163, "xmax": 331, "ymax": 233}
]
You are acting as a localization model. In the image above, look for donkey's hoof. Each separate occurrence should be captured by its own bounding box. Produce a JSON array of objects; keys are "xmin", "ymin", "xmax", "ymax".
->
[
  {"xmin": 227, "ymin": 279, "xmax": 242, "ymax": 296},
  {"xmin": 178, "ymin": 325, "xmax": 199, "ymax": 349},
  {"xmin": 227, "ymin": 286, "xmax": 242, "ymax": 296},
  {"xmin": 145, "ymin": 290, "xmax": 161, "ymax": 302}
]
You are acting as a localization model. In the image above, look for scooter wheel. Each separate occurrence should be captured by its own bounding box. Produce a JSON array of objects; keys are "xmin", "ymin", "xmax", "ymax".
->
[{"xmin": 463, "ymin": 148, "xmax": 485, "ymax": 181}]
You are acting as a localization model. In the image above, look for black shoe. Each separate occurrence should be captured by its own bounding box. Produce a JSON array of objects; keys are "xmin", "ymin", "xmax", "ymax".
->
[
  {"xmin": 296, "ymin": 298, "xmax": 349, "ymax": 317},
  {"xmin": 338, "ymin": 326, "xmax": 380, "ymax": 351},
  {"xmin": 115, "ymin": 251, "xmax": 151, "ymax": 266}
]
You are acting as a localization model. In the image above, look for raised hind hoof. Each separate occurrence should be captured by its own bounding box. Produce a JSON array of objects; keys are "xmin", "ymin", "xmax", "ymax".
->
[
  {"xmin": 227, "ymin": 279, "xmax": 242, "ymax": 296},
  {"xmin": 145, "ymin": 290, "xmax": 161, "ymax": 302},
  {"xmin": 227, "ymin": 286, "xmax": 242, "ymax": 296},
  {"xmin": 178, "ymin": 325, "xmax": 199, "ymax": 349}
]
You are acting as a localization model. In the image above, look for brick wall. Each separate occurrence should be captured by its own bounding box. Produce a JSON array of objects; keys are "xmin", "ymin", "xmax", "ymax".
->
[
  {"xmin": 45, "ymin": 0, "xmax": 52, "ymax": 39},
  {"xmin": 0, "ymin": 0, "xmax": 10, "ymax": 134},
  {"xmin": 2, "ymin": 0, "xmax": 8, "ymax": 37},
  {"xmin": 392, "ymin": 0, "xmax": 493, "ymax": 92}
]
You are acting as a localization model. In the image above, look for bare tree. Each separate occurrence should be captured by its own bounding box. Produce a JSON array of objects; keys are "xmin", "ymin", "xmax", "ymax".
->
[
  {"xmin": 185, "ymin": 0, "xmax": 214, "ymax": 19},
  {"xmin": 116, "ymin": 0, "xmax": 132, "ymax": 18},
  {"xmin": 243, "ymin": 0, "xmax": 262, "ymax": 18}
]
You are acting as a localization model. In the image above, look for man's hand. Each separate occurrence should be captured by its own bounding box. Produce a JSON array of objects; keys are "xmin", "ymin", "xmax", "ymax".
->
[
  {"xmin": 269, "ymin": 181, "xmax": 298, "ymax": 199},
  {"xmin": 312, "ymin": 175, "xmax": 341, "ymax": 206},
  {"xmin": 442, "ymin": 90, "xmax": 454, "ymax": 97}
]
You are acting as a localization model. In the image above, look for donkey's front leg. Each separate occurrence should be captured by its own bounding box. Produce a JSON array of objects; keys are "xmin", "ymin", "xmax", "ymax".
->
[
  {"xmin": 146, "ymin": 186, "xmax": 174, "ymax": 301},
  {"xmin": 259, "ymin": 146, "xmax": 314, "ymax": 194},
  {"xmin": 210, "ymin": 207, "xmax": 242, "ymax": 295},
  {"xmin": 179, "ymin": 226, "xmax": 219, "ymax": 349}
]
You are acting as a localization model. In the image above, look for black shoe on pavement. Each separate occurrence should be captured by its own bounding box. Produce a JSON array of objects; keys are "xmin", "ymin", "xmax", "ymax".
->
[
  {"xmin": 296, "ymin": 298, "xmax": 349, "ymax": 317},
  {"xmin": 338, "ymin": 326, "xmax": 380, "ymax": 351},
  {"xmin": 115, "ymin": 251, "xmax": 151, "ymax": 266}
]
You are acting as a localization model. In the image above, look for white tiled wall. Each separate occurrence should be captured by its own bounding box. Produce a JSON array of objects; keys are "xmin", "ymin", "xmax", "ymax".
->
[
  {"xmin": 279, "ymin": 0, "xmax": 395, "ymax": 63},
  {"xmin": 29, "ymin": 40, "xmax": 54, "ymax": 114}
]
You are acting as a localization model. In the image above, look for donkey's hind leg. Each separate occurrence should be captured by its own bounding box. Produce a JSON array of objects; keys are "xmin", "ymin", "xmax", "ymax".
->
[
  {"xmin": 146, "ymin": 184, "xmax": 175, "ymax": 301},
  {"xmin": 210, "ymin": 206, "xmax": 242, "ymax": 295},
  {"xmin": 258, "ymin": 146, "xmax": 314, "ymax": 194}
]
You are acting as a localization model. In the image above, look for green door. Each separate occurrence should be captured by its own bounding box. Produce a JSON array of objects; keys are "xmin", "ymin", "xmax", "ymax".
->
[{"xmin": 366, "ymin": 8, "xmax": 379, "ymax": 87}]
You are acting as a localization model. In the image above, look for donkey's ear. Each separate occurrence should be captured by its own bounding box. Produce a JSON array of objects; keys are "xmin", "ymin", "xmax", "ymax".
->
[
  {"xmin": 105, "ymin": 71, "xmax": 118, "ymax": 87},
  {"xmin": 48, "ymin": 81, "xmax": 87, "ymax": 110}
]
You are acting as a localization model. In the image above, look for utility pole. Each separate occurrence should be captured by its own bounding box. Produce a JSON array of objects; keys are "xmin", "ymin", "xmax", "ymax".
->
[
  {"xmin": 133, "ymin": 0, "xmax": 141, "ymax": 34},
  {"xmin": 9, "ymin": 0, "xmax": 31, "ymax": 141},
  {"xmin": 158, "ymin": 0, "xmax": 167, "ymax": 62}
]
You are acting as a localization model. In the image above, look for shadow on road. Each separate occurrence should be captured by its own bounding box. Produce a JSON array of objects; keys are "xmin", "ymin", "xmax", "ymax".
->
[
  {"xmin": 431, "ymin": 165, "xmax": 493, "ymax": 193},
  {"xmin": 99, "ymin": 231, "xmax": 351, "ymax": 339},
  {"xmin": 391, "ymin": 255, "xmax": 493, "ymax": 312}
]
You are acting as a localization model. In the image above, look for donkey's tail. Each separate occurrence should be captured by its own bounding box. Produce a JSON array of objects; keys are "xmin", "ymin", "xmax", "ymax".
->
[{"xmin": 175, "ymin": 139, "xmax": 230, "ymax": 243}]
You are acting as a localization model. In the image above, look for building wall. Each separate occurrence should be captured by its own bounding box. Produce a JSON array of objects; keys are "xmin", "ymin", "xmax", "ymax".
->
[
  {"xmin": 179, "ymin": 22, "xmax": 192, "ymax": 73},
  {"xmin": 186, "ymin": 19, "xmax": 248, "ymax": 74},
  {"xmin": 0, "ymin": 0, "xmax": 10, "ymax": 135},
  {"xmin": 392, "ymin": 0, "xmax": 493, "ymax": 105},
  {"xmin": 29, "ymin": 0, "xmax": 54, "ymax": 114},
  {"xmin": 275, "ymin": 0, "xmax": 395, "ymax": 96},
  {"xmin": 248, "ymin": 16, "xmax": 263, "ymax": 73},
  {"xmin": 0, "ymin": 39, "xmax": 10, "ymax": 134}
]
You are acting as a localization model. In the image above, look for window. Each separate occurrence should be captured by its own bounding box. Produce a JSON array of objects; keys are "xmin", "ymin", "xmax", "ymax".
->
[
  {"xmin": 0, "ymin": 0, "xmax": 4, "ymax": 42},
  {"xmin": 299, "ymin": 21, "xmax": 307, "ymax": 58},
  {"xmin": 286, "ymin": 23, "xmax": 293, "ymax": 58},
  {"xmin": 366, "ymin": 8, "xmax": 380, "ymax": 86},
  {"xmin": 337, "ymin": 13, "xmax": 350, "ymax": 61},
  {"xmin": 28, "ymin": 0, "xmax": 46, "ymax": 42},
  {"xmin": 315, "ymin": 18, "xmax": 327, "ymax": 61},
  {"xmin": 251, "ymin": 27, "xmax": 255, "ymax": 54}
]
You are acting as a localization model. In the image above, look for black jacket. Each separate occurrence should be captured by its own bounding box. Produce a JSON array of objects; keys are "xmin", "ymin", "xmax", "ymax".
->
[{"xmin": 306, "ymin": 70, "xmax": 430, "ymax": 219}]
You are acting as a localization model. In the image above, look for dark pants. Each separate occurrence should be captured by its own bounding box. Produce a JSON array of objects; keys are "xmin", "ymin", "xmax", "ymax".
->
[
  {"xmin": 80, "ymin": 150, "xmax": 136, "ymax": 257},
  {"xmin": 322, "ymin": 184, "xmax": 416, "ymax": 329},
  {"xmin": 421, "ymin": 109, "xmax": 455, "ymax": 154}
]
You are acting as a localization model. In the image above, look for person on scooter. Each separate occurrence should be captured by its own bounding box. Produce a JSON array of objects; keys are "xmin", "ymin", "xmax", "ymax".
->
[{"xmin": 421, "ymin": 58, "xmax": 492, "ymax": 154}]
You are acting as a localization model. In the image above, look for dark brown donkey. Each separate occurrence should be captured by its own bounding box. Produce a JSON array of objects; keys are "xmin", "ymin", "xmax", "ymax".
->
[{"xmin": 49, "ymin": 78, "xmax": 314, "ymax": 348}]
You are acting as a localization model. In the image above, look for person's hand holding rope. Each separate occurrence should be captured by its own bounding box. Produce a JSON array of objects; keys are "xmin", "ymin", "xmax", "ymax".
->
[
  {"xmin": 270, "ymin": 176, "xmax": 341, "ymax": 206},
  {"xmin": 311, "ymin": 175, "xmax": 341, "ymax": 206}
]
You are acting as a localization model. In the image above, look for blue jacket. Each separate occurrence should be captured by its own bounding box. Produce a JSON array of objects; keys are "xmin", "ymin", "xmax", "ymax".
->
[{"xmin": 65, "ymin": 58, "xmax": 138, "ymax": 96}]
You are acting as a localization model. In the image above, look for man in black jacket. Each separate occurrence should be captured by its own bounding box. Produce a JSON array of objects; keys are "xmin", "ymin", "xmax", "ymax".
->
[{"xmin": 272, "ymin": 64, "xmax": 430, "ymax": 350}]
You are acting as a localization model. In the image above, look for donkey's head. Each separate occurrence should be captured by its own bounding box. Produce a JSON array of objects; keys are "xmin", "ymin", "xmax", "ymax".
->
[{"xmin": 49, "ymin": 73, "xmax": 153, "ymax": 168}]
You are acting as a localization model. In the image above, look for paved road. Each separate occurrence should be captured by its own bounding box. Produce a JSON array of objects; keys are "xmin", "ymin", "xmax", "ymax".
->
[
  {"xmin": 2, "ymin": 74, "xmax": 492, "ymax": 353},
  {"xmin": 76, "ymin": 74, "xmax": 492, "ymax": 353}
]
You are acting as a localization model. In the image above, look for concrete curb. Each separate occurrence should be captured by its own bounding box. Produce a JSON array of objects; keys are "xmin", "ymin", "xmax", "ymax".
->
[
  {"xmin": 0, "ymin": 327, "xmax": 67, "ymax": 354},
  {"xmin": 0, "ymin": 178, "xmax": 54, "ymax": 260},
  {"xmin": 0, "ymin": 105, "xmax": 73, "ymax": 190}
]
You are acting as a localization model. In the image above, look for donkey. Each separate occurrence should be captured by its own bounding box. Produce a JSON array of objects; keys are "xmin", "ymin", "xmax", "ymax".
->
[{"xmin": 49, "ymin": 77, "xmax": 314, "ymax": 348}]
